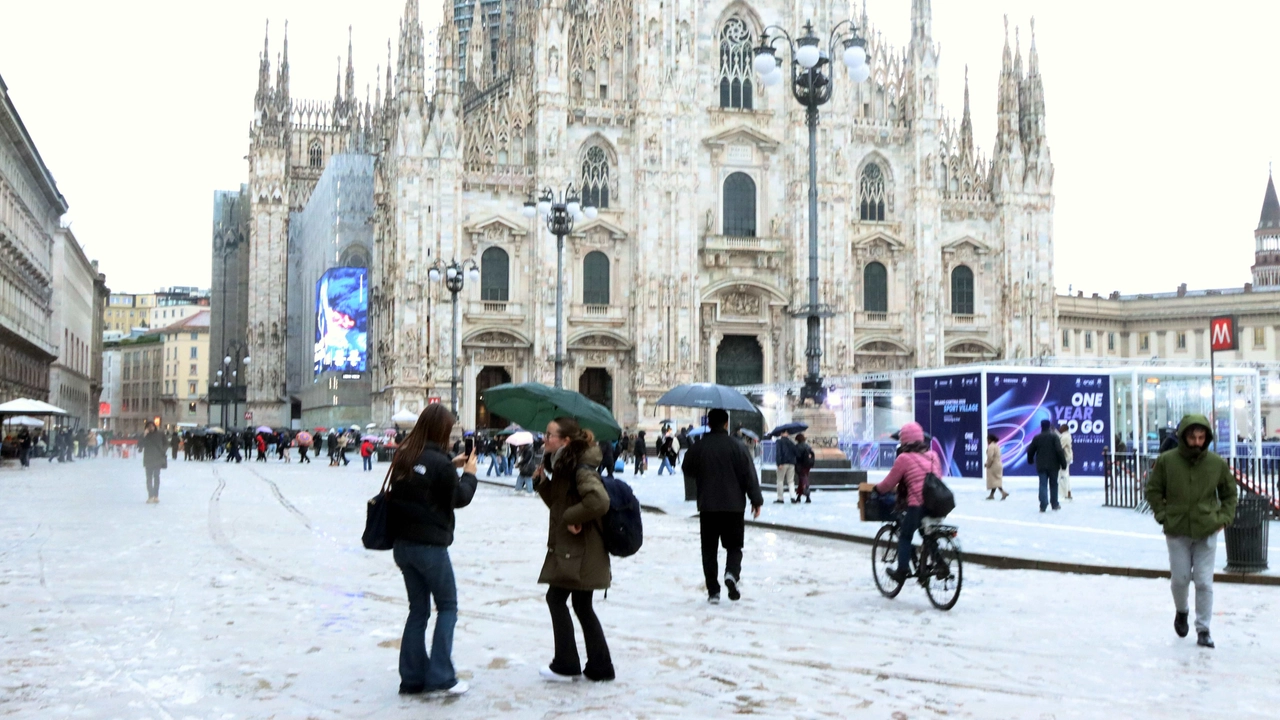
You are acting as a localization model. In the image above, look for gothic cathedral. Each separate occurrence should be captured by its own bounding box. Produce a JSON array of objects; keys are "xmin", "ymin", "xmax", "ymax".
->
[{"xmin": 244, "ymin": 0, "xmax": 1055, "ymax": 428}]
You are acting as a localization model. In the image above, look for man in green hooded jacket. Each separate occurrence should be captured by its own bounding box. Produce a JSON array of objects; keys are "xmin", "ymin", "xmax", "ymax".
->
[{"xmin": 1146, "ymin": 414, "xmax": 1237, "ymax": 649}]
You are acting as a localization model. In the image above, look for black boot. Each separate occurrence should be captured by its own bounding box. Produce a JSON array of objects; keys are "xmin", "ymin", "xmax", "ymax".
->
[
  {"xmin": 1197, "ymin": 630, "xmax": 1214, "ymax": 648},
  {"xmin": 1174, "ymin": 611, "xmax": 1189, "ymax": 638}
]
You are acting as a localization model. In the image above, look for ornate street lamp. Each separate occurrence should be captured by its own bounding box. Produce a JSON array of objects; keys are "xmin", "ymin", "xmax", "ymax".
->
[
  {"xmin": 523, "ymin": 186, "xmax": 597, "ymax": 389},
  {"xmin": 428, "ymin": 258, "xmax": 481, "ymax": 416},
  {"xmin": 217, "ymin": 349, "xmax": 250, "ymax": 428},
  {"xmin": 755, "ymin": 17, "xmax": 869, "ymax": 404}
]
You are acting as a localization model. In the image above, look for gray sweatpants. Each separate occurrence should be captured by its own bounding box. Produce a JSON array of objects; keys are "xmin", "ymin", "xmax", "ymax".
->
[{"xmin": 1166, "ymin": 533, "xmax": 1217, "ymax": 633}]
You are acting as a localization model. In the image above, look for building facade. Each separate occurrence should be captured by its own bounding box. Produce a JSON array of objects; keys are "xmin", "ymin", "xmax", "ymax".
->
[
  {"xmin": 103, "ymin": 292, "xmax": 156, "ymax": 334},
  {"xmin": 240, "ymin": 0, "xmax": 1056, "ymax": 429},
  {"xmin": 0, "ymin": 73, "xmax": 64, "ymax": 403},
  {"xmin": 48, "ymin": 228, "xmax": 99, "ymax": 425},
  {"xmin": 100, "ymin": 344, "xmax": 121, "ymax": 431},
  {"xmin": 90, "ymin": 265, "xmax": 109, "ymax": 427},
  {"xmin": 157, "ymin": 310, "xmax": 211, "ymax": 428},
  {"xmin": 117, "ymin": 334, "xmax": 164, "ymax": 434}
]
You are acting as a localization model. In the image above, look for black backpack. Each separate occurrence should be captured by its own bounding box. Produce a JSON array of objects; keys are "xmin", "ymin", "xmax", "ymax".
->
[
  {"xmin": 797, "ymin": 446, "xmax": 816, "ymax": 470},
  {"xmin": 576, "ymin": 464, "xmax": 643, "ymax": 557},
  {"xmin": 923, "ymin": 471, "xmax": 956, "ymax": 518}
]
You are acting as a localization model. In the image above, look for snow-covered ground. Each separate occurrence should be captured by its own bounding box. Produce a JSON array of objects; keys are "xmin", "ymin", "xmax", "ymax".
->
[{"xmin": 3, "ymin": 457, "xmax": 1279, "ymax": 719}]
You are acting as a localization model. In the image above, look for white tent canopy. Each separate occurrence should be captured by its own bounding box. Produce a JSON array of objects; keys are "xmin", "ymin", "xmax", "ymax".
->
[
  {"xmin": 3, "ymin": 415, "xmax": 44, "ymax": 427},
  {"xmin": 391, "ymin": 409, "xmax": 420, "ymax": 426},
  {"xmin": 0, "ymin": 398, "xmax": 68, "ymax": 416}
]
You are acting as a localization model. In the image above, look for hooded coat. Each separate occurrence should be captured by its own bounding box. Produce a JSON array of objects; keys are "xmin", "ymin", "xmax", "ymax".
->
[
  {"xmin": 1146, "ymin": 414, "xmax": 1238, "ymax": 539},
  {"xmin": 537, "ymin": 445, "xmax": 611, "ymax": 590}
]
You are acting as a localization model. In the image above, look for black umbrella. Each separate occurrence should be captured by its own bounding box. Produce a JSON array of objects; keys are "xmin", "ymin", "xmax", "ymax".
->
[
  {"xmin": 656, "ymin": 383, "xmax": 758, "ymax": 413},
  {"xmin": 768, "ymin": 421, "xmax": 808, "ymax": 437}
]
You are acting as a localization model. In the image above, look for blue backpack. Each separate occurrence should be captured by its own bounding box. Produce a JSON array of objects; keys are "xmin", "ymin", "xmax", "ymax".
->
[{"xmin": 577, "ymin": 464, "xmax": 643, "ymax": 557}]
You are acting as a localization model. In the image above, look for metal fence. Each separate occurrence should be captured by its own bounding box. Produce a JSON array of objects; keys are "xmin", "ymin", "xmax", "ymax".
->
[
  {"xmin": 1103, "ymin": 452, "xmax": 1156, "ymax": 509},
  {"xmin": 1231, "ymin": 457, "xmax": 1280, "ymax": 517}
]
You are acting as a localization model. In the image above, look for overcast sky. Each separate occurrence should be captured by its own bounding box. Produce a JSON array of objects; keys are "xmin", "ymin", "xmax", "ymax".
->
[{"xmin": 2, "ymin": 0, "xmax": 1277, "ymax": 296}]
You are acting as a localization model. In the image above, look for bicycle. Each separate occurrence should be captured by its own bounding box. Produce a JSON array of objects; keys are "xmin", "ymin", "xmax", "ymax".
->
[{"xmin": 871, "ymin": 511, "xmax": 963, "ymax": 610}]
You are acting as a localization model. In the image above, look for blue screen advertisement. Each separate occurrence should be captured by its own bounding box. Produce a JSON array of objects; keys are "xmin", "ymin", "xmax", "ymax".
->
[
  {"xmin": 314, "ymin": 267, "xmax": 368, "ymax": 376},
  {"xmin": 986, "ymin": 373, "xmax": 1110, "ymax": 477},
  {"xmin": 913, "ymin": 373, "xmax": 984, "ymax": 478}
]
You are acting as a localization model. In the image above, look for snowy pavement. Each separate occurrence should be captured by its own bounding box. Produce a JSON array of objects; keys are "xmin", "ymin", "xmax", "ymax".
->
[
  {"xmin": 606, "ymin": 466, "xmax": 1280, "ymax": 576},
  {"xmin": 3, "ymin": 457, "xmax": 1280, "ymax": 719}
]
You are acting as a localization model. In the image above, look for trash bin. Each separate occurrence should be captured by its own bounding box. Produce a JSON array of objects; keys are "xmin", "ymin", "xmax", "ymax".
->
[{"xmin": 1224, "ymin": 493, "xmax": 1270, "ymax": 573}]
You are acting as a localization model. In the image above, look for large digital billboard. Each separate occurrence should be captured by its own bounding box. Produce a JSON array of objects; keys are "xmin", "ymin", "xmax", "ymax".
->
[
  {"xmin": 986, "ymin": 373, "xmax": 1110, "ymax": 477},
  {"xmin": 914, "ymin": 373, "xmax": 984, "ymax": 478},
  {"xmin": 314, "ymin": 267, "xmax": 368, "ymax": 376}
]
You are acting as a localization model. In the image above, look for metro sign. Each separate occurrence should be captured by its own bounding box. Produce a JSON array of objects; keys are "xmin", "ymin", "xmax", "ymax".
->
[{"xmin": 1210, "ymin": 315, "xmax": 1238, "ymax": 352}]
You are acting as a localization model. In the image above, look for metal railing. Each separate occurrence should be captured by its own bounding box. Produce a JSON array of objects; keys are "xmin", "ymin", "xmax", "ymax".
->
[
  {"xmin": 1103, "ymin": 452, "xmax": 1156, "ymax": 509},
  {"xmin": 1230, "ymin": 457, "xmax": 1280, "ymax": 517}
]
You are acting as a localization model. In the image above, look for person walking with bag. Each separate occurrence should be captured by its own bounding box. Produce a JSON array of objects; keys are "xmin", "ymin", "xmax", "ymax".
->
[
  {"xmin": 792, "ymin": 433, "xmax": 815, "ymax": 503},
  {"xmin": 985, "ymin": 434, "xmax": 1009, "ymax": 500},
  {"xmin": 1026, "ymin": 419, "xmax": 1067, "ymax": 512},
  {"xmin": 683, "ymin": 409, "xmax": 764, "ymax": 603},
  {"xmin": 1057, "ymin": 423, "xmax": 1074, "ymax": 500},
  {"xmin": 874, "ymin": 422, "xmax": 942, "ymax": 583},
  {"xmin": 1146, "ymin": 414, "xmax": 1237, "ymax": 649},
  {"xmin": 386, "ymin": 404, "xmax": 477, "ymax": 695},
  {"xmin": 141, "ymin": 422, "xmax": 167, "ymax": 504},
  {"xmin": 632, "ymin": 431, "xmax": 647, "ymax": 475},
  {"xmin": 534, "ymin": 416, "xmax": 614, "ymax": 682}
]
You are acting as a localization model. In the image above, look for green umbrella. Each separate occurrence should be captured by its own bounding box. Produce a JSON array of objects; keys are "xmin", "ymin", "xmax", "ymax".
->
[{"xmin": 481, "ymin": 382, "xmax": 621, "ymax": 441}]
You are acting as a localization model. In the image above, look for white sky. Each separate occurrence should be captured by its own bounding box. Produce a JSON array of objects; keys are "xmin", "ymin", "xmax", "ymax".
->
[{"xmin": 2, "ymin": 0, "xmax": 1278, "ymax": 296}]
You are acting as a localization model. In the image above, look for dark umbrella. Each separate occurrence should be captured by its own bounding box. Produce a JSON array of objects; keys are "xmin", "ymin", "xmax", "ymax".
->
[
  {"xmin": 768, "ymin": 421, "xmax": 808, "ymax": 437},
  {"xmin": 738, "ymin": 428, "xmax": 760, "ymax": 441},
  {"xmin": 481, "ymin": 383, "xmax": 621, "ymax": 441},
  {"xmin": 656, "ymin": 383, "xmax": 758, "ymax": 413},
  {"xmin": 687, "ymin": 425, "xmax": 711, "ymax": 437}
]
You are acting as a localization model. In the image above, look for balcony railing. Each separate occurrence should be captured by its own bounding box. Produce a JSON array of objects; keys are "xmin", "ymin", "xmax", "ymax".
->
[
  {"xmin": 483, "ymin": 301, "xmax": 507, "ymax": 314},
  {"xmin": 465, "ymin": 301, "xmax": 526, "ymax": 320},
  {"xmin": 854, "ymin": 311, "xmax": 904, "ymax": 327},
  {"xmin": 570, "ymin": 303, "xmax": 625, "ymax": 324},
  {"xmin": 700, "ymin": 235, "xmax": 785, "ymax": 254},
  {"xmin": 944, "ymin": 313, "xmax": 988, "ymax": 328}
]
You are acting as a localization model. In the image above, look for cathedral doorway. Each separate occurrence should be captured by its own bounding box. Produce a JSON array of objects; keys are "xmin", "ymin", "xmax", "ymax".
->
[
  {"xmin": 578, "ymin": 368, "xmax": 613, "ymax": 416},
  {"xmin": 475, "ymin": 366, "xmax": 511, "ymax": 430},
  {"xmin": 715, "ymin": 335, "xmax": 764, "ymax": 436}
]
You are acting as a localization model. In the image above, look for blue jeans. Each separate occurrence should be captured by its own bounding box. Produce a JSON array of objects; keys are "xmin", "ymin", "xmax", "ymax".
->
[
  {"xmin": 363, "ymin": 454, "xmax": 373, "ymax": 471},
  {"xmin": 896, "ymin": 506, "xmax": 924, "ymax": 575},
  {"xmin": 393, "ymin": 542, "xmax": 458, "ymax": 691},
  {"xmin": 516, "ymin": 474, "xmax": 534, "ymax": 492},
  {"xmin": 1037, "ymin": 471, "xmax": 1060, "ymax": 510},
  {"xmin": 658, "ymin": 456, "xmax": 674, "ymax": 475},
  {"xmin": 486, "ymin": 454, "xmax": 506, "ymax": 476}
]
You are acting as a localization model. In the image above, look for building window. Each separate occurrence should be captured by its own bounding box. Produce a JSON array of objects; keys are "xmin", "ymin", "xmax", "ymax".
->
[
  {"xmin": 859, "ymin": 162, "xmax": 887, "ymax": 221},
  {"xmin": 583, "ymin": 251, "xmax": 610, "ymax": 305},
  {"xmin": 188, "ymin": 402, "xmax": 197, "ymax": 414},
  {"xmin": 1177, "ymin": 332, "xmax": 1187, "ymax": 350},
  {"xmin": 863, "ymin": 262, "xmax": 888, "ymax": 313},
  {"xmin": 190, "ymin": 346, "xmax": 198, "ymax": 359},
  {"xmin": 1140, "ymin": 333, "xmax": 1150, "ymax": 351},
  {"xmin": 308, "ymin": 140, "xmax": 323, "ymax": 169},
  {"xmin": 480, "ymin": 247, "xmax": 510, "ymax": 302},
  {"xmin": 1254, "ymin": 327, "xmax": 1266, "ymax": 348},
  {"xmin": 718, "ymin": 17, "xmax": 754, "ymax": 110},
  {"xmin": 191, "ymin": 332, "xmax": 198, "ymax": 340},
  {"xmin": 188, "ymin": 381, "xmax": 196, "ymax": 395},
  {"xmin": 950, "ymin": 266, "xmax": 974, "ymax": 315},
  {"xmin": 581, "ymin": 146, "xmax": 610, "ymax": 209},
  {"xmin": 1062, "ymin": 330, "xmax": 1070, "ymax": 349},
  {"xmin": 1108, "ymin": 332, "xmax": 1116, "ymax": 352},
  {"xmin": 722, "ymin": 172, "xmax": 756, "ymax": 237},
  {"xmin": 1084, "ymin": 332, "xmax": 1093, "ymax": 350},
  {"xmin": 189, "ymin": 363, "xmax": 198, "ymax": 375}
]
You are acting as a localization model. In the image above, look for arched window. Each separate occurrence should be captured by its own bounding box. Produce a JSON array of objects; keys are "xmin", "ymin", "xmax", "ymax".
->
[
  {"xmin": 581, "ymin": 146, "xmax": 610, "ymax": 209},
  {"xmin": 723, "ymin": 172, "xmax": 756, "ymax": 237},
  {"xmin": 583, "ymin": 251, "xmax": 610, "ymax": 305},
  {"xmin": 719, "ymin": 17, "xmax": 754, "ymax": 110},
  {"xmin": 863, "ymin": 262, "xmax": 888, "ymax": 312},
  {"xmin": 951, "ymin": 266, "xmax": 974, "ymax": 315},
  {"xmin": 308, "ymin": 140, "xmax": 323, "ymax": 169},
  {"xmin": 859, "ymin": 162, "xmax": 886, "ymax": 221},
  {"xmin": 480, "ymin": 247, "xmax": 509, "ymax": 302}
]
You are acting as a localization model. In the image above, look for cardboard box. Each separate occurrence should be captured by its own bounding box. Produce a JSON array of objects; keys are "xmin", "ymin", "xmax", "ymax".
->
[{"xmin": 858, "ymin": 482, "xmax": 890, "ymax": 522}]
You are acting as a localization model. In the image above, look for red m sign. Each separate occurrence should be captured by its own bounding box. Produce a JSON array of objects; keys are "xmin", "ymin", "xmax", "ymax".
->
[{"xmin": 1210, "ymin": 316, "xmax": 1238, "ymax": 352}]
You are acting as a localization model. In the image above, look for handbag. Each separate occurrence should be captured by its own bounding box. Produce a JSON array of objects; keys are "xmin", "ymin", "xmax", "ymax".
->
[
  {"xmin": 362, "ymin": 473, "xmax": 395, "ymax": 550},
  {"xmin": 923, "ymin": 472, "xmax": 956, "ymax": 518}
]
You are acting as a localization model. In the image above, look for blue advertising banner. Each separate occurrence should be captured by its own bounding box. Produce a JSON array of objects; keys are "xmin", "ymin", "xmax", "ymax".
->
[
  {"xmin": 986, "ymin": 373, "xmax": 1110, "ymax": 477},
  {"xmin": 913, "ymin": 374, "xmax": 984, "ymax": 478},
  {"xmin": 314, "ymin": 267, "xmax": 369, "ymax": 376}
]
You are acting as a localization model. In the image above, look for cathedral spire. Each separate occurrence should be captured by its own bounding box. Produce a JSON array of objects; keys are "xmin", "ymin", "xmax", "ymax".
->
[
  {"xmin": 960, "ymin": 66, "xmax": 974, "ymax": 159},
  {"xmin": 911, "ymin": 0, "xmax": 932, "ymax": 44},
  {"xmin": 1021, "ymin": 17, "xmax": 1046, "ymax": 150},
  {"xmin": 995, "ymin": 16, "xmax": 1022, "ymax": 158},
  {"xmin": 1255, "ymin": 171, "xmax": 1280, "ymax": 287},
  {"xmin": 335, "ymin": 55, "xmax": 343, "ymax": 110},
  {"xmin": 345, "ymin": 26, "xmax": 356, "ymax": 106},
  {"xmin": 398, "ymin": 0, "xmax": 427, "ymax": 99},
  {"xmin": 386, "ymin": 40, "xmax": 393, "ymax": 107},
  {"xmin": 465, "ymin": 0, "xmax": 486, "ymax": 88},
  {"xmin": 256, "ymin": 19, "xmax": 271, "ymax": 106},
  {"xmin": 277, "ymin": 21, "xmax": 290, "ymax": 102}
]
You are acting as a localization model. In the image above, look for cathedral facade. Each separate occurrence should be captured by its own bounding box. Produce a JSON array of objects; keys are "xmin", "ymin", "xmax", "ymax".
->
[{"xmin": 242, "ymin": 0, "xmax": 1055, "ymax": 429}]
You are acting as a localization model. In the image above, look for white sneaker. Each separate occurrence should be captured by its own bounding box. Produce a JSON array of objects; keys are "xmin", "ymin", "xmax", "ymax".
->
[
  {"xmin": 445, "ymin": 680, "xmax": 469, "ymax": 695},
  {"xmin": 539, "ymin": 666, "xmax": 579, "ymax": 682}
]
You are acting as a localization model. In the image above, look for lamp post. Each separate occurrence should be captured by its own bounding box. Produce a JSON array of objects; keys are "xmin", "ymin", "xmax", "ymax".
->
[
  {"xmin": 217, "ymin": 347, "xmax": 250, "ymax": 429},
  {"xmin": 523, "ymin": 185, "xmax": 597, "ymax": 389},
  {"xmin": 428, "ymin": 258, "xmax": 480, "ymax": 416},
  {"xmin": 754, "ymin": 17, "xmax": 870, "ymax": 404}
]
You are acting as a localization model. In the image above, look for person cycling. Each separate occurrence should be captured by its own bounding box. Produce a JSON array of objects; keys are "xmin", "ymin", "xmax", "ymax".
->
[{"xmin": 874, "ymin": 422, "xmax": 942, "ymax": 583}]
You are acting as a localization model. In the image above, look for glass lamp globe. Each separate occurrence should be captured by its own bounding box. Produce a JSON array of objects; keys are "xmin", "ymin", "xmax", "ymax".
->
[
  {"xmin": 753, "ymin": 50, "xmax": 778, "ymax": 76},
  {"xmin": 584, "ymin": 206, "xmax": 598, "ymax": 219},
  {"xmin": 446, "ymin": 266, "xmax": 458, "ymax": 280},
  {"xmin": 537, "ymin": 199, "xmax": 552, "ymax": 215},
  {"xmin": 796, "ymin": 42, "xmax": 820, "ymax": 69},
  {"xmin": 521, "ymin": 202, "xmax": 537, "ymax": 218},
  {"xmin": 567, "ymin": 200, "xmax": 581, "ymax": 215},
  {"xmin": 850, "ymin": 64, "xmax": 871, "ymax": 83},
  {"xmin": 224, "ymin": 355, "xmax": 232, "ymax": 364},
  {"xmin": 842, "ymin": 43, "xmax": 866, "ymax": 70},
  {"xmin": 243, "ymin": 357, "xmax": 251, "ymax": 365},
  {"xmin": 467, "ymin": 267, "xmax": 480, "ymax": 282},
  {"xmin": 764, "ymin": 68, "xmax": 784, "ymax": 87},
  {"xmin": 428, "ymin": 268, "xmax": 441, "ymax": 283}
]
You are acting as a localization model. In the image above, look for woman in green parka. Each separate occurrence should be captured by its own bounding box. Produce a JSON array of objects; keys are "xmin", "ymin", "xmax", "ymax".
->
[{"xmin": 534, "ymin": 416, "xmax": 614, "ymax": 682}]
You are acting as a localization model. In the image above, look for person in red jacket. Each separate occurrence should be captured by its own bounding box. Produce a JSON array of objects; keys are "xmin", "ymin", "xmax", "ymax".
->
[
  {"xmin": 360, "ymin": 437, "xmax": 376, "ymax": 471},
  {"xmin": 255, "ymin": 434, "xmax": 267, "ymax": 462}
]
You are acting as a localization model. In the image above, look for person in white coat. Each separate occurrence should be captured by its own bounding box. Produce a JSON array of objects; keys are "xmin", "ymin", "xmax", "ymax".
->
[{"xmin": 1057, "ymin": 423, "xmax": 1074, "ymax": 501}]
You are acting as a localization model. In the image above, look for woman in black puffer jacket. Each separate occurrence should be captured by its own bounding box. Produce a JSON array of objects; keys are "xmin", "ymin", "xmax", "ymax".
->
[{"xmin": 386, "ymin": 405, "xmax": 477, "ymax": 696}]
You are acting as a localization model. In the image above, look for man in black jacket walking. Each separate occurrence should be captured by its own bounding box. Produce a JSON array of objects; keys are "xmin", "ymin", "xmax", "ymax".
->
[
  {"xmin": 1026, "ymin": 418, "xmax": 1067, "ymax": 512},
  {"xmin": 683, "ymin": 409, "xmax": 764, "ymax": 604}
]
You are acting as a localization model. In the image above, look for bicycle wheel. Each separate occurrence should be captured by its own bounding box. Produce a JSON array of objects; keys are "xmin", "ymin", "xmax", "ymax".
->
[
  {"xmin": 923, "ymin": 534, "xmax": 963, "ymax": 611},
  {"xmin": 871, "ymin": 524, "xmax": 907, "ymax": 599}
]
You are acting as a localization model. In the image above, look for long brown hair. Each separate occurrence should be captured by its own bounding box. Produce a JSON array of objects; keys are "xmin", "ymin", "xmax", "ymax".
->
[
  {"xmin": 550, "ymin": 415, "xmax": 595, "ymax": 474},
  {"xmin": 387, "ymin": 404, "xmax": 455, "ymax": 483}
]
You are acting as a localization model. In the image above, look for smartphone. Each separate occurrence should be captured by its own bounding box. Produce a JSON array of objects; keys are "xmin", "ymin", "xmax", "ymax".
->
[{"xmin": 464, "ymin": 437, "xmax": 474, "ymax": 456}]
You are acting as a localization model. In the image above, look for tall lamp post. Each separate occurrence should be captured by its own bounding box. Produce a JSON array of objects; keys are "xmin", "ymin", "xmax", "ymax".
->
[
  {"xmin": 217, "ymin": 348, "xmax": 250, "ymax": 428},
  {"xmin": 754, "ymin": 18, "xmax": 870, "ymax": 404},
  {"xmin": 428, "ymin": 258, "xmax": 480, "ymax": 416},
  {"xmin": 522, "ymin": 185, "xmax": 597, "ymax": 389}
]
